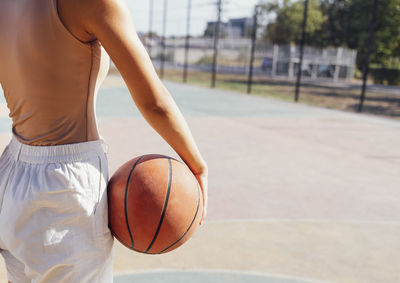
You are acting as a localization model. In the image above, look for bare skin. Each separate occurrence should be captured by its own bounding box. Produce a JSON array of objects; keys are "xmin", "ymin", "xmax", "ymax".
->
[{"xmin": 56, "ymin": 0, "xmax": 208, "ymax": 224}]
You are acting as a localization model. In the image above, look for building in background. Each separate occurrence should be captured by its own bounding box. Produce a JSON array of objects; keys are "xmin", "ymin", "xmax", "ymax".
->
[
  {"xmin": 227, "ymin": 18, "xmax": 253, "ymax": 38},
  {"xmin": 204, "ymin": 17, "xmax": 253, "ymax": 38},
  {"xmin": 204, "ymin": 21, "xmax": 229, "ymax": 38},
  {"xmin": 142, "ymin": 37, "xmax": 357, "ymax": 82},
  {"xmin": 134, "ymin": 15, "xmax": 357, "ymax": 83}
]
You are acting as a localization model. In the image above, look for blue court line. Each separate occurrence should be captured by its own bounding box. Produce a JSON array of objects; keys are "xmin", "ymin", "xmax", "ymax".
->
[{"xmin": 114, "ymin": 270, "xmax": 320, "ymax": 283}]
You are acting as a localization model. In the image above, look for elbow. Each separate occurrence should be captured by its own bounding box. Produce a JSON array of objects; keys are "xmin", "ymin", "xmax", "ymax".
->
[
  {"xmin": 136, "ymin": 86, "xmax": 174, "ymax": 117},
  {"xmin": 142, "ymin": 94, "xmax": 172, "ymax": 117},
  {"xmin": 146, "ymin": 102, "xmax": 170, "ymax": 117}
]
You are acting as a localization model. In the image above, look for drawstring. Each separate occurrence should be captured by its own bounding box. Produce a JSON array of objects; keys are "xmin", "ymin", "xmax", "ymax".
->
[
  {"xmin": 99, "ymin": 135, "xmax": 109, "ymax": 155},
  {"xmin": 93, "ymin": 155, "xmax": 102, "ymax": 215},
  {"xmin": 16, "ymin": 141, "xmax": 22, "ymax": 162},
  {"xmin": 102, "ymin": 142, "xmax": 109, "ymax": 155}
]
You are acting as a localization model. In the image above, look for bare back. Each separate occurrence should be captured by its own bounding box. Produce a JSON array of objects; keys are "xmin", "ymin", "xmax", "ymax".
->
[{"xmin": 0, "ymin": 0, "xmax": 109, "ymax": 145}]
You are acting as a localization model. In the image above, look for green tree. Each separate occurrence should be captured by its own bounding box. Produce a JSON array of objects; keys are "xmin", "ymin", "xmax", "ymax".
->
[
  {"xmin": 345, "ymin": 0, "xmax": 400, "ymax": 68},
  {"xmin": 259, "ymin": 0, "xmax": 400, "ymax": 70},
  {"xmin": 318, "ymin": 0, "xmax": 348, "ymax": 47},
  {"xmin": 260, "ymin": 0, "xmax": 326, "ymax": 46}
]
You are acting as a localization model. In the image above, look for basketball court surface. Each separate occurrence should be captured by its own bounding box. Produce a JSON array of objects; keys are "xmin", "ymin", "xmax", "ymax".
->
[{"xmin": 0, "ymin": 74, "xmax": 399, "ymax": 282}]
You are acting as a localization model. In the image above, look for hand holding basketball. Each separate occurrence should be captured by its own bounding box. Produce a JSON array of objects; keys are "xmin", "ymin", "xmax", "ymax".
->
[{"xmin": 192, "ymin": 167, "xmax": 208, "ymax": 226}]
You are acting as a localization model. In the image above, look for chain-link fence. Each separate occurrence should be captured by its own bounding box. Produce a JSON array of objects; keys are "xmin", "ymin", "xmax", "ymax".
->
[{"xmin": 129, "ymin": 0, "xmax": 400, "ymax": 119}]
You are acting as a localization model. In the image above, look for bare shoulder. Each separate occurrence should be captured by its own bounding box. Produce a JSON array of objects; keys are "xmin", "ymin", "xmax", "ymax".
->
[
  {"xmin": 68, "ymin": 0, "xmax": 131, "ymax": 34},
  {"xmin": 57, "ymin": 0, "xmax": 130, "ymax": 43}
]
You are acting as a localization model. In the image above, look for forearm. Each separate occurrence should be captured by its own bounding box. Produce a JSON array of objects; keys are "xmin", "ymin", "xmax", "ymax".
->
[{"xmin": 138, "ymin": 91, "xmax": 207, "ymax": 174}]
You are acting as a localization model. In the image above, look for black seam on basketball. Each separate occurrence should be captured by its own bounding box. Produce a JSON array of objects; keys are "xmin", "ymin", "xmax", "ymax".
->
[
  {"xmin": 111, "ymin": 226, "xmax": 154, "ymax": 254},
  {"xmin": 109, "ymin": 227, "xmax": 131, "ymax": 249},
  {"xmin": 113, "ymin": 234, "xmax": 148, "ymax": 254},
  {"xmin": 125, "ymin": 156, "xmax": 145, "ymax": 249},
  {"xmin": 159, "ymin": 182, "xmax": 201, "ymax": 254},
  {"xmin": 145, "ymin": 158, "xmax": 172, "ymax": 253}
]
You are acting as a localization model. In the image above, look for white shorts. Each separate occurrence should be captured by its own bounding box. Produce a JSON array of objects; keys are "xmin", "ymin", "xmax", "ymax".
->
[{"xmin": 0, "ymin": 135, "xmax": 114, "ymax": 283}]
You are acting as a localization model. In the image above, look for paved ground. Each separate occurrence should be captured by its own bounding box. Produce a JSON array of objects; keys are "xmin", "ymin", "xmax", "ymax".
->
[{"xmin": 0, "ymin": 74, "xmax": 400, "ymax": 282}]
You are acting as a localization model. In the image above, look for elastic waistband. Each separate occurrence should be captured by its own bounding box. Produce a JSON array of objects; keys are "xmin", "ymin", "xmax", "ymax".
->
[{"xmin": 5, "ymin": 135, "xmax": 108, "ymax": 164}]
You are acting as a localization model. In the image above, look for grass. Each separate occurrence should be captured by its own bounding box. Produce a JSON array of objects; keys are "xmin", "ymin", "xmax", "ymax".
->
[{"xmin": 161, "ymin": 69, "xmax": 400, "ymax": 120}]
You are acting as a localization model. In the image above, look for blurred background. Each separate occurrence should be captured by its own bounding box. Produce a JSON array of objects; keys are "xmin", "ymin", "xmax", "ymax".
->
[
  {"xmin": 121, "ymin": 0, "xmax": 400, "ymax": 119},
  {"xmin": 0, "ymin": 1, "xmax": 399, "ymax": 282}
]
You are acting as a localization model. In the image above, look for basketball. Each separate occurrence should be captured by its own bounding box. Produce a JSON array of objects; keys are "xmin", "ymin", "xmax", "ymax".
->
[{"xmin": 107, "ymin": 154, "xmax": 203, "ymax": 254}]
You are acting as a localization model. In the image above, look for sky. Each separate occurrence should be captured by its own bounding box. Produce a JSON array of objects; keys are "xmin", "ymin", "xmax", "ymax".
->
[{"xmin": 125, "ymin": 0, "xmax": 261, "ymax": 37}]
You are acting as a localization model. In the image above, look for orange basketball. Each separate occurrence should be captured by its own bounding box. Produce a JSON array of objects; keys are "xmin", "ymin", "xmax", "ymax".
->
[{"xmin": 107, "ymin": 154, "xmax": 203, "ymax": 254}]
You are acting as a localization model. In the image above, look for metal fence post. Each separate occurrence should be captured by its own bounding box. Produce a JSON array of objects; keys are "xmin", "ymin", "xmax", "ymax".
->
[
  {"xmin": 183, "ymin": 0, "xmax": 192, "ymax": 83},
  {"xmin": 148, "ymin": 0, "xmax": 154, "ymax": 59},
  {"xmin": 295, "ymin": 0, "xmax": 309, "ymax": 102},
  {"xmin": 247, "ymin": 5, "xmax": 259, "ymax": 94},
  {"xmin": 358, "ymin": 0, "xmax": 378, "ymax": 113},
  {"xmin": 211, "ymin": 0, "xmax": 222, "ymax": 88},
  {"xmin": 160, "ymin": 0, "xmax": 168, "ymax": 79}
]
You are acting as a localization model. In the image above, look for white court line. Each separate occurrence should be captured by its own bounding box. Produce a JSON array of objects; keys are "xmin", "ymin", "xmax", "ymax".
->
[
  {"xmin": 114, "ymin": 268, "xmax": 331, "ymax": 283},
  {"xmin": 207, "ymin": 218, "xmax": 400, "ymax": 226}
]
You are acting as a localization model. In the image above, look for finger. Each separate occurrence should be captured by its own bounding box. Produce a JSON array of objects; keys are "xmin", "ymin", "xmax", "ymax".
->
[
  {"xmin": 200, "ymin": 212, "xmax": 206, "ymax": 226},
  {"xmin": 200, "ymin": 206, "xmax": 207, "ymax": 225}
]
